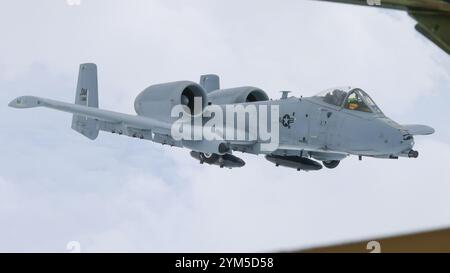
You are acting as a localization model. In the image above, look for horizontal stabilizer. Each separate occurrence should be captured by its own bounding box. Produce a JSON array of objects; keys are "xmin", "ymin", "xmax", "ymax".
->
[
  {"xmin": 199, "ymin": 74, "xmax": 220, "ymax": 93},
  {"xmin": 403, "ymin": 124, "xmax": 435, "ymax": 135}
]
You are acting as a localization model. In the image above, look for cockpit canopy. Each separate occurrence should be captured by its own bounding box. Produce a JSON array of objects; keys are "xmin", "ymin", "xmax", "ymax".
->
[{"xmin": 313, "ymin": 87, "xmax": 383, "ymax": 115}]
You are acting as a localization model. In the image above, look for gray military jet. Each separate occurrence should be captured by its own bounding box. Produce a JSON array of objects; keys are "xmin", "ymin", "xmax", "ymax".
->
[{"xmin": 9, "ymin": 63, "xmax": 434, "ymax": 171}]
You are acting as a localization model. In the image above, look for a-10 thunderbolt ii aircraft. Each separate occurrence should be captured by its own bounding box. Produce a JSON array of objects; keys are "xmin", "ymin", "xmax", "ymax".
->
[{"xmin": 9, "ymin": 63, "xmax": 435, "ymax": 171}]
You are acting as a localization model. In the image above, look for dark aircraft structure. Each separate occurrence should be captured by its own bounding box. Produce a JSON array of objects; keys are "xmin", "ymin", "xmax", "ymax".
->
[{"xmin": 315, "ymin": 0, "xmax": 450, "ymax": 54}]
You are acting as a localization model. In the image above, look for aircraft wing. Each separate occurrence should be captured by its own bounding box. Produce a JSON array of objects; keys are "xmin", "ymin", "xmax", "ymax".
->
[
  {"xmin": 313, "ymin": 0, "xmax": 450, "ymax": 54},
  {"xmin": 295, "ymin": 227, "xmax": 450, "ymax": 253},
  {"xmin": 403, "ymin": 124, "xmax": 435, "ymax": 135},
  {"xmin": 410, "ymin": 9, "xmax": 450, "ymax": 54},
  {"xmin": 8, "ymin": 96, "xmax": 171, "ymax": 134}
]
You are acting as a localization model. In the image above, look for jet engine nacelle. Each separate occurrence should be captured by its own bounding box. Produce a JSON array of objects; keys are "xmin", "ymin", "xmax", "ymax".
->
[
  {"xmin": 207, "ymin": 86, "xmax": 269, "ymax": 105},
  {"xmin": 134, "ymin": 81, "xmax": 207, "ymax": 122}
]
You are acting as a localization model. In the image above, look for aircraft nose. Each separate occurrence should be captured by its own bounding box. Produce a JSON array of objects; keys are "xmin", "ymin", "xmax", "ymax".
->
[
  {"xmin": 390, "ymin": 126, "xmax": 415, "ymax": 155},
  {"xmin": 377, "ymin": 118, "xmax": 414, "ymax": 155}
]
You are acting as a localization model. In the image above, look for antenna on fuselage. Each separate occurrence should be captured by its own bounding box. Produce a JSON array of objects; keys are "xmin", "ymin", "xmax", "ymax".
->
[{"xmin": 280, "ymin": 91, "xmax": 291, "ymax": 99}]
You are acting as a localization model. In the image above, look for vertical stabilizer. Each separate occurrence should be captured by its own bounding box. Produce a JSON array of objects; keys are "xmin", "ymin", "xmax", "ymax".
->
[
  {"xmin": 71, "ymin": 63, "xmax": 100, "ymax": 140},
  {"xmin": 199, "ymin": 74, "xmax": 220, "ymax": 93}
]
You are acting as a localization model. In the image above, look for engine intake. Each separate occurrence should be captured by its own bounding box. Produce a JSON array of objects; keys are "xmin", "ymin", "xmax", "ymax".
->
[
  {"xmin": 208, "ymin": 86, "xmax": 269, "ymax": 105},
  {"xmin": 134, "ymin": 81, "xmax": 207, "ymax": 121}
]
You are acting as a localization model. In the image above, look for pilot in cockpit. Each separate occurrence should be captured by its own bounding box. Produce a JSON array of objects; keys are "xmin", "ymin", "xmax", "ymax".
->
[
  {"xmin": 345, "ymin": 91, "xmax": 372, "ymax": 113},
  {"xmin": 347, "ymin": 96, "xmax": 359, "ymax": 110}
]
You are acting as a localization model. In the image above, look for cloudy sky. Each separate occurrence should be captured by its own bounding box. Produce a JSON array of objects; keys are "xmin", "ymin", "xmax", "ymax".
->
[{"xmin": 0, "ymin": 0, "xmax": 449, "ymax": 252}]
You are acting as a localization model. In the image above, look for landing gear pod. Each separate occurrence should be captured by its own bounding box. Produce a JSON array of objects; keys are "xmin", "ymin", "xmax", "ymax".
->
[{"xmin": 265, "ymin": 155, "xmax": 323, "ymax": 171}]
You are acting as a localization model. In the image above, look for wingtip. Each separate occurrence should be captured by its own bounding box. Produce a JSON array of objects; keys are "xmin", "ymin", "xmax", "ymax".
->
[
  {"xmin": 8, "ymin": 99, "xmax": 17, "ymax": 108},
  {"xmin": 8, "ymin": 97, "xmax": 23, "ymax": 108},
  {"xmin": 8, "ymin": 96, "xmax": 42, "ymax": 109},
  {"xmin": 421, "ymin": 125, "xmax": 435, "ymax": 135}
]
